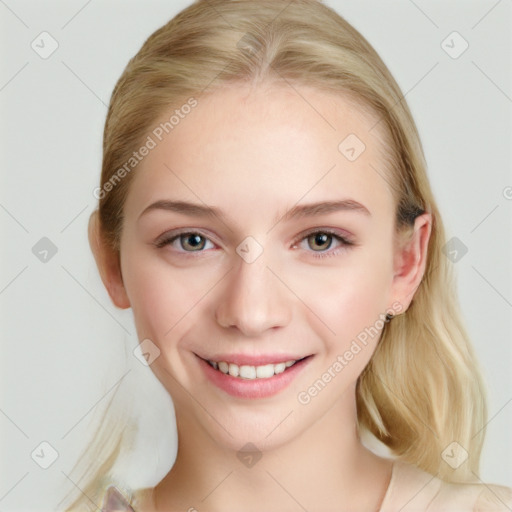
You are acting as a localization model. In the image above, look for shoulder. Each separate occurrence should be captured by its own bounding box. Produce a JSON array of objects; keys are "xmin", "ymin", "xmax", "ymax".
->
[
  {"xmin": 472, "ymin": 483, "xmax": 512, "ymax": 511},
  {"xmin": 380, "ymin": 460, "xmax": 512, "ymax": 512},
  {"xmin": 131, "ymin": 487, "xmax": 155, "ymax": 511}
]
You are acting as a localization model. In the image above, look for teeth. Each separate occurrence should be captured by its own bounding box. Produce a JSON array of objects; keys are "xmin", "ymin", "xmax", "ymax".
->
[
  {"xmin": 256, "ymin": 364, "xmax": 274, "ymax": 379},
  {"xmin": 228, "ymin": 363, "xmax": 239, "ymax": 377},
  {"xmin": 240, "ymin": 365, "xmax": 257, "ymax": 379},
  {"xmin": 209, "ymin": 359, "xmax": 298, "ymax": 379}
]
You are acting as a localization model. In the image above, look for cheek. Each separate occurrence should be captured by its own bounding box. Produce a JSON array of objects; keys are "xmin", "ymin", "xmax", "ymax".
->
[
  {"xmin": 287, "ymin": 245, "xmax": 393, "ymax": 350},
  {"xmin": 120, "ymin": 249, "xmax": 206, "ymax": 342}
]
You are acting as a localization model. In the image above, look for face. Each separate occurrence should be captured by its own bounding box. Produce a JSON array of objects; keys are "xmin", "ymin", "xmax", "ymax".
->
[{"xmin": 117, "ymin": 82, "xmax": 402, "ymax": 451}]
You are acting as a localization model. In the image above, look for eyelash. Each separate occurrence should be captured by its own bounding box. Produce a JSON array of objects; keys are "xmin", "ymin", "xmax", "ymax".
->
[
  {"xmin": 292, "ymin": 229, "xmax": 355, "ymax": 258},
  {"xmin": 154, "ymin": 229, "xmax": 355, "ymax": 259}
]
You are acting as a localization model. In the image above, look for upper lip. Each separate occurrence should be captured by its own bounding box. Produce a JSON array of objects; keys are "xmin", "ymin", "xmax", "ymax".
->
[{"xmin": 196, "ymin": 353, "xmax": 311, "ymax": 366}]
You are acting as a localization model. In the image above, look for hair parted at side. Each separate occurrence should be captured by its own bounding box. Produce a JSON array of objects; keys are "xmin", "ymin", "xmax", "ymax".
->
[{"xmin": 64, "ymin": 0, "xmax": 487, "ymax": 509}]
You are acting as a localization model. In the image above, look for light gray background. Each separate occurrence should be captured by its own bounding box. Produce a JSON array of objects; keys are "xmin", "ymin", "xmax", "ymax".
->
[{"xmin": 1, "ymin": 0, "xmax": 511, "ymax": 510}]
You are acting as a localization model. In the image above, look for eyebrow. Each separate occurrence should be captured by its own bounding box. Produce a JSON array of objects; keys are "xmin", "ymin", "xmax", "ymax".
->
[{"xmin": 138, "ymin": 198, "xmax": 371, "ymax": 224}]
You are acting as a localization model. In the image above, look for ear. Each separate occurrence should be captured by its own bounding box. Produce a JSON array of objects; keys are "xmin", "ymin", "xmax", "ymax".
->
[
  {"xmin": 390, "ymin": 212, "xmax": 432, "ymax": 312},
  {"xmin": 88, "ymin": 210, "xmax": 131, "ymax": 309}
]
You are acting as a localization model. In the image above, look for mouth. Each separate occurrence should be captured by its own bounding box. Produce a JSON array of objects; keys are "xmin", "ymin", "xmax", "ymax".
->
[
  {"xmin": 196, "ymin": 353, "xmax": 313, "ymax": 399},
  {"xmin": 204, "ymin": 356, "xmax": 309, "ymax": 380}
]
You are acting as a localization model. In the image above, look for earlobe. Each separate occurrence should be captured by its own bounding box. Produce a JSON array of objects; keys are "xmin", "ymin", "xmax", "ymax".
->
[
  {"xmin": 391, "ymin": 212, "xmax": 432, "ymax": 311},
  {"xmin": 88, "ymin": 211, "xmax": 131, "ymax": 309}
]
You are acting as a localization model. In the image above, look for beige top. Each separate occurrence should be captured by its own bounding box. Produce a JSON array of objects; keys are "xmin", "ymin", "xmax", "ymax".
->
[
  {"xmin": 379, "ymin": 460, "xmax": 512, "ymax": 511},
  {"xmin": 102, "ymin": 459, "xmax": 512, "ymax": 511}
]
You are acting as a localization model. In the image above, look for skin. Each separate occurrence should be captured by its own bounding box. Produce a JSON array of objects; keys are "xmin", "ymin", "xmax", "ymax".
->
[{"xmin": 89, "ymin": 82, "xmax": 431, "ymax": 512}]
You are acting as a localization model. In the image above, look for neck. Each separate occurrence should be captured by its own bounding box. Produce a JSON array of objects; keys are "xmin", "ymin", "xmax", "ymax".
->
[{"xmin": 151, "ymin": 385, "xmax": 392, "ymax": 512}]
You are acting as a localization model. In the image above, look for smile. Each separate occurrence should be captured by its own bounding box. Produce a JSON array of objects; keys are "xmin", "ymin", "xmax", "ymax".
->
[
  {"xmin": 207, "ymin": 359, "xmax": 300, "ymax": 379},
  {"xmin": 197, "ymin": 354, "xmax": 313, "ymax": 399}
]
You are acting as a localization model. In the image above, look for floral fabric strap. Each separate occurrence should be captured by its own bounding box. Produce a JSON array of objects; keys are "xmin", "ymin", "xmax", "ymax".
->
[{"xmin": 101, "ymin": 485, "xmax": 136, "ymax": 512}]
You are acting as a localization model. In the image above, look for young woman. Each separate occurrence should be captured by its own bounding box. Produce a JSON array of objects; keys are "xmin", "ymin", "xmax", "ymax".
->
[{"xmin": 63, "ymin": 0, "xmax": 512, "ymax": 510}]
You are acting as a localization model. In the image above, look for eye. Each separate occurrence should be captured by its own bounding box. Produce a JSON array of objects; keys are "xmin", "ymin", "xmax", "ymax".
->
[
  {"xmin": 155, "ymin": 231, "xmax": 215, "ymax": 252},
  {"xmin": 293, "ymin": 229, "xmax": 354, "ymax": 258},
  {"xmin": 154, "ymin": 228, "xmax": 354, "ymax": 258}
]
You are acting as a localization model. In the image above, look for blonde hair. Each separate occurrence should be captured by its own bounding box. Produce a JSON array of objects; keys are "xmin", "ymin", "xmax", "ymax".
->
[{"xmin": 63, "ymin": 0, "xmax": 487, "ymax": 508}]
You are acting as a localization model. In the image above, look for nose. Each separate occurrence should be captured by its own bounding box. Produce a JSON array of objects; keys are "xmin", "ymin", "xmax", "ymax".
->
[{"xmin": 214, "ymin": 255, "xmax": 292, "ymax": 336}]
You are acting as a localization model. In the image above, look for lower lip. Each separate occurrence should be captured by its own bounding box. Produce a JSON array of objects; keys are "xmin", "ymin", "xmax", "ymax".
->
[{"xmin": 197, "ymin": 355, "xmax": 313, "ymax": 399}]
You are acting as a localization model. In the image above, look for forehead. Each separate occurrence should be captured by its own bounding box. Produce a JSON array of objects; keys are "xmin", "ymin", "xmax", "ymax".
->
[{"xmin": 124, "ymin": 82, "xmax": 395, "ymax": 223}]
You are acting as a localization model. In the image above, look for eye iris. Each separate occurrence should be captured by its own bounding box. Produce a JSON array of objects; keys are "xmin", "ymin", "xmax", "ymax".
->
[
  {"xmin": 181, "ymin": 234, "xmax": 205, "ymax": 251},
  {"xmin": 308, "ymin": 233, "xmax": 332, "ymax": 251}
]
